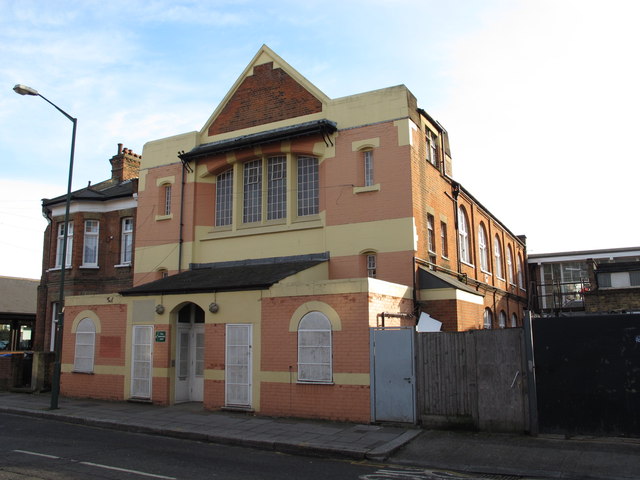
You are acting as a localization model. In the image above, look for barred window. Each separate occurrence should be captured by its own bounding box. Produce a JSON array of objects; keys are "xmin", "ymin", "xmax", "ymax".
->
[
  {"xmin": 298, "ymin": 312, "xmax": 332, "ymax": 383},
  {"xmin": 297, "ymin": 156, "xmax": 319, "ymax": 216},
  {"xmin": 215, "ymin": 169, "xmax": 233, "ymax": 227},
  {"xmin": 364, "ymin": 150, "xmax": 374, "ymax": 186},
  {"xmin": 74, "ymin": 318, "xmax": 96, "ymax": 373}
]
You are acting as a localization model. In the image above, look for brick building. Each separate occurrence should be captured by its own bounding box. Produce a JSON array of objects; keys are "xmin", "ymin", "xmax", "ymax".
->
[
  {"xmin": 35, "ymin": 144, "xmax": 140, "ymax": 355},
  {"xmin": 58, "ymin": 46, "xmax": 527, "ymax": 422}
]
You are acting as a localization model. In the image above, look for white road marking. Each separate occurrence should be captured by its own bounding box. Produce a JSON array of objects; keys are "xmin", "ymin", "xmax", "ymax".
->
[
  {"xmin": 13, "ymin": 449, "xmax": 176, "ymax": 479},
  {"xmin": 13, "ymin": 449, "xmax": 60, "ymax": 459}
]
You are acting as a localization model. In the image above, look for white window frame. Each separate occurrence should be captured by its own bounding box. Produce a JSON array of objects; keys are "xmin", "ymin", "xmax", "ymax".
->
[
  {"xmin": 458, "ymin": 207, "xmax": 471, "ymax": 264},
  {"xmin": 364, "ymin": 150, "xmax": 374, "ymax": 187},
  {"xmin": 440, "ymin": 221, "xmax": 449, "ymax": 258},
  {"xmin": 164, "ymin": 184, "xmax": 172, "ymax": 216},
  {"xmin": 478, "ymin": 223, "xmax": 489, "ymax": 273},
  {"xmin": 366, "ymin": 253, "xmax": 377, "ymax": 278},
  {"xmin": 297, "ymin": 312, "xmax": 332, "ymax": 384},
  {"xmin": 215, "ymin": 169, "xmax": 233, "ymax": 227},
  {"xmin": 483, "ymin": 308, "xmax": 493, "ymax": 329},
  {"xmin": 82, "ymin": 220, "xmax": 99, "ymax": 267},
  {"xmin": 494, "ymin": 235, "xmax": 504, "ymax": 279},
  {"xmin": 267, "ymin": 156, "xmax": 287, "ymax": 220},
  {"xmin": 243, "ymin": 159, "xmax": 262, "ymax": 223},
  {"xmin": 499, "ymin": 311, "xmax": 507, "ymax": 329},
  {"xmin": 55, "ymin": 221, "xmax": 73, "ymax": 269},
  {"xmin": 427, "ymin": 214, "xmax": 436, "ymax": 255},
  {"xmin": 506, "ymin": 245, "xmax": 515, "ymax": 285},
  {"xmin": 517, "ymin": 254, "xmax": 525, "ymax": 290},
  {"xmin": 297, "ymin": 155, "xmax": 319, "ymax": 217},
  {"xmin": 74, "ymin": 318, "xmax": 96, "ymax": 373},
  {"xmin": 120, "ymin": 217, "xmax": 133, "ymax": 265},
  {"xmin": 426, "ymin": 130, "xmax": 438, "ymax": 166}
]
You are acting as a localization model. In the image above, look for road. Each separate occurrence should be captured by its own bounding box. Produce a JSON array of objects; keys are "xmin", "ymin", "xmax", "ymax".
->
[{"xmin": 0, "ymin": 413, "xmax": 491, "ymax": 480}]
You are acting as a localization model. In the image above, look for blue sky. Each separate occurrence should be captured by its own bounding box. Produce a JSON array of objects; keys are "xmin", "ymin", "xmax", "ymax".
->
[{"xmin": 1, "ymin": 0, "xmax": 639, "ymax": 278}]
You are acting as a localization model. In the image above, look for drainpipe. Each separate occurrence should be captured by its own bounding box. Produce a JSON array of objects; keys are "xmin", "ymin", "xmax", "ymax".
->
[
  {"xmin": 451, "ymin": 182, "xmax": 461, "ymax": 274},
  {"xmin": 178, "ymin": 163, "xmax": 185, "ymax": 273}
]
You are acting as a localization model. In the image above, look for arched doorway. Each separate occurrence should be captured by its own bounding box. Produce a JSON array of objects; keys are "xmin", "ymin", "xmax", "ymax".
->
[{"xmin": 175, "ymin": 303, "xmax": 205, "ymax": 403}]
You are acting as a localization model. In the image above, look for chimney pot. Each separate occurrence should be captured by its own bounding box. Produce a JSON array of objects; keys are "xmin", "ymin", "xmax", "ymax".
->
[{"xmin": 118, "ymin": 143, "xmax": 123, "ymax": 155}]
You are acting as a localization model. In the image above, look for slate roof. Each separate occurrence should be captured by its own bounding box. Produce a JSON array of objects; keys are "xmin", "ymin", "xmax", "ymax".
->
[
  {"xmin": 121, "ymin": 253, "xmax": 329, "ymax": 296},
  {"xmin": 43, "ymin": 179, "xmax": 136, "ymax": 207},
  {"xmin": 180, "ymin": 119, "xmax": 337, "ymax": 161},
  {"xmin": 418, "ymin": 267, "xmax": 483, "ymax": 296}
]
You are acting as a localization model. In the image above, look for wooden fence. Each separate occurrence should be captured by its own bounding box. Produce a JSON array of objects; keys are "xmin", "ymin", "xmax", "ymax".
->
[{"xmin": 416, "ymin": 328, "xmax": 530, "ymax": 432}]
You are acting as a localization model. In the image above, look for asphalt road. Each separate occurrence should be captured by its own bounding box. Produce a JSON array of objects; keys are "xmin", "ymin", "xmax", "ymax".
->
[{"xmin": 0, "ymin": 412, "xmax": 482, "ymax": 480}]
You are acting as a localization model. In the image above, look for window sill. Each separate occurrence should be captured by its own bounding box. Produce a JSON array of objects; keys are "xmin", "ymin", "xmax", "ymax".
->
[
  {"xmin": 80, "ymin": 265, "xmax": 99, "ymax": 269},
  {"xmin": 155, "ymin": 214, "xmax": 173, "ymax": 221},
  {"xmin": 297, "ymin": 381, "xmax": 334, "ymax": 385},
  {"xmin": 71, "ymin": 370, "xmax": 94, "ymax": 375},
  {"xmin": 460, "ymin": 260, "xmax": 475, "ymax": 268},
  {"xmin": 115, "ymin": 263, "xmax": 132, "ymax": 268},
  {"xmin": 353, "ymin": 184, "xmax": 380, "ymax": 194},
  {"xmin": 496, "ymin": 276, "xmax": 505, "ymax": 282},
  {"xmin": 203, "ymin": 216, "xmax": 323, "ymax": 241},
  {"xmin": 47, "ymin": 266, "xmax": 72, "ymax": 272},
  {"xmin": 480, "ymin": 269, "xmax": 492, "ymax": 276}
]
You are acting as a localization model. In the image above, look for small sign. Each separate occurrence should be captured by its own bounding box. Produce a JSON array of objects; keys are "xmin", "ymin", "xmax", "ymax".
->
[{"xmin": 155, "ymin": 331, "xmax": 166, "ymax": 343}]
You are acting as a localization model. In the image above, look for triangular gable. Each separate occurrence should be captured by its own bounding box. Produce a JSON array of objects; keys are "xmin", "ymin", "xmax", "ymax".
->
[{"xmin": 202, "ymin": 45, "xmax": 330, "ymax": 137}]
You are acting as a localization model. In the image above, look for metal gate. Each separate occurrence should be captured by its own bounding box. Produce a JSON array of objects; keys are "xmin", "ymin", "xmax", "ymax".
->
[
  {"xmin": 370, "ymin": 327, "xmax": 416, "ymax": 423},
  {"xmin": 533, "ymin": 313, "xmax": 640, "ymax": 437}
]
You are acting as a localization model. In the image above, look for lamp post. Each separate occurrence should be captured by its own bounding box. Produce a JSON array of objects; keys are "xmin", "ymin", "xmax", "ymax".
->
[{"xmin": 13, "ymin": 84, "xmax": 77, "ymax": 410}]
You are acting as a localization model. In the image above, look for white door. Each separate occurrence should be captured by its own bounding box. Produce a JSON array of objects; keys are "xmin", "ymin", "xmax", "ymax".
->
[
  {"xmin": 175, "ymin": 324, "xmax": 204, "ymax": 403},
  {"xmin": 226, "ymin": 324, "xmax": 252, "ymax": 407},
  {"xmin": 131, "ymin": 325, "xmax": 153, "ymax": 399}
]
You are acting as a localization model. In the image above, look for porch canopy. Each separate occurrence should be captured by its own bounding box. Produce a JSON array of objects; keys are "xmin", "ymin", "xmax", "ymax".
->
[{"xmin": 120, "ymin": 253, "xmax": 329, "ymax": 296}]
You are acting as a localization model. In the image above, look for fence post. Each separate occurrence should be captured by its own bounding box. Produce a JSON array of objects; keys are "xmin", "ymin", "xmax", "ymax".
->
[{"xmin": 523, "ymin": 311, "xmax": 539, "ymax": 435}]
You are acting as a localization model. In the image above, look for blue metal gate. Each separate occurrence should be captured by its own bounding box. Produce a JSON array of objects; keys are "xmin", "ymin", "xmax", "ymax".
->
[{"xmin": 370, "ymin": 327, "xmax": 416, "ymax": 423}]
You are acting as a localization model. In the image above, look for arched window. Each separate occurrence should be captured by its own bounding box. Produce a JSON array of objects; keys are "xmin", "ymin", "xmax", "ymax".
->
[
  {"xmin": 499, "ymin": 311, "xmax": 507, "ymax": 329},
  {"xmin": 458, "ymin": 206, "xmax": 471, "ymax": 264},
  {"xmin": 163, "ymin": 184, "xmax": 172, "ymax": 216},
  {"xmin": 506, "ymin": 245, "xmax": 514, "ymax": 284},
  {"xmin": 298, "ymin": 312, "xmax": 332, "ymax": 383},
  {"xmin": 511, "ymin": 313, "xmax": 518, "ymax": 328},
  {"xmin": 74, "ymin": 318, "xmax": 96, "ymax": 373},
  {"xmin": 478, "ymin": 223, "xmax": 489, "ymax": 272},
  {"xmin": 364, "ymin": 252, "xmax": 377, "ymax": 278},
  {"xmin": 494, "ymin": 235, "xmax": 503, "ymax": 279},
  {"xmin": 483, "ymin": 308, "xmax": 493, "ymax": 329},
  {"xmin": 517, "ymin": 254, "xmax": 525, "ymax": 290}
]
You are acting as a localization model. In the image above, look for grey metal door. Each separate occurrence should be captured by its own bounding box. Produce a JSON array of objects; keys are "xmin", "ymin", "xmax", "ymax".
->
[{"xmin": 370, "ymin": 327, "xmax": 416, "ymax": 423}]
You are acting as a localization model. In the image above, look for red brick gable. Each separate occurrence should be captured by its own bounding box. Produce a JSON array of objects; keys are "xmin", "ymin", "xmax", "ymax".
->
[{"xmin": 208, "ymin": 62, "xmax": 323, "ymax": 136}]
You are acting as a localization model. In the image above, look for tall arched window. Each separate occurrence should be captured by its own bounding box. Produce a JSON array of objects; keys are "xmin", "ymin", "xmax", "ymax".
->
[
  {"xmin": 517, "ymin": 254, "xmax": 525, "ymax": 289},
  {"xmin": 483, "ymin": 308, "xmax": 493, "ymax": 329},
  {"xmin": 478, "ymin": 223, "xmax": 489, "ymax": 272},
  {"xmin": 506, "ymin": 245, "xmax": 514, "ymax": 284},
  {"xmin": 499, "ymin": 311, "xmax": 507, "ymax": 329},
  {"xmin": 458, "ymin": 206, "xmax": 471, "ymax": 264},
  {"xmin": 74, "ymin": 318, "xmax": 96, "ymax": 373},
  {"xmin": 511, "ymin": 313, "xmax": 518, "ymax": 328},
  {"xmin": 298, "ymin": 312, "xmax": 332, "ymax": 383},
  {"xmin": 494, "ymin": 235, "xmax": 503, "ymax": 279}
]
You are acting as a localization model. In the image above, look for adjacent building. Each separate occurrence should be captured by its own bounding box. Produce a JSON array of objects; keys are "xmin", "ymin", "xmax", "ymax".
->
[
  {"xmin": 55, "ymin": 46, "xmax": 527, "ymax": 422},
  {"xmin": 35, "ymin": 144, "xmax": 140, "ymax": 355},
  {"xmin": 528, "ymin": 246, "xmax": 640, "ymax": 315}
]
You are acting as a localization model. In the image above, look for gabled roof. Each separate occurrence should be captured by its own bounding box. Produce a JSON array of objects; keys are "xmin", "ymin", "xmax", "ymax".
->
[
  {"xmin": 42, "ymin": 179, "xmax": 136, "ymax": 207},
  {"xmin": 121, "ymin": 253, "xmax": 329, "ymax": 296}
]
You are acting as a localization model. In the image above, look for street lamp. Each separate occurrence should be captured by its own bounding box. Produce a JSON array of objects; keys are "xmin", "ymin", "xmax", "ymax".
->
[{"xmin": 13, "ymin": 84, "xmax": 77, "ymax": 410}]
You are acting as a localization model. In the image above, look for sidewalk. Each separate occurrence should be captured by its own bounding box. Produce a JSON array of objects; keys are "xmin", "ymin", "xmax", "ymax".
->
[
  {"xmin": 2, "ymin": 391, "xmax": 639, "ymax": 480},
  {"xmin": 0, "ymin": 391, "xmax": 418, "ymax": 461}
]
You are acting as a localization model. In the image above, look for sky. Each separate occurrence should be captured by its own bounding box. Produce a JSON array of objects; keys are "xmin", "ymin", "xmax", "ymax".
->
[{"xmin": 1, "ymin": 0, "xmax": 639, "ymax": 279}]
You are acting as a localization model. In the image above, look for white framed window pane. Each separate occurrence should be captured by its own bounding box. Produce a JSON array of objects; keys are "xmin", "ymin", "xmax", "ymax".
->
[
  {"xmin": 507, "ymin": 247, "xmax": 514, "ymax": 284},
  {"xmin": 458, "ymin": 208, "xmax": 469, "ymax": 263},
  {"xmin": 83, "ymin": 220, "xmax": 99, "ymax": 266},
  {"xmin": 427, "ymin": 215, "xmax": 436, "ymax": 253},
  {"xmin": 121, "ymin": 217, "xmax": 133, "ymax": 264},
  {"xmin": 298, "ymin": 312, "xmax": 332, "ymax": 383},
  {"xmin": 494, "ymin": 237, "xmax": 503, "ymax": 278},
  {"xmin": 297, "ymin": 156, "xmax": 319, "ymax": 216},
  {"xmin": 478, "ymin": 225, "xmax": 488, "ymax": 271},
  {"xmin": 364, "ymin": 150, "xmax": 373, "ymax": 186},
  {"xmin": 243, "ymin": 160, "xmax": 262, "ymax": 223},
  {"xmin": 164, "ymin": 185, "xmax": 172, "ymax": 215},
  {"xmin": 56, "ymin": 221, "xmax": 73, "ymax": 268},
  {"xmin": 267, "ymin": 156, "xmax": 286, "ymax": 220},
  {"xmin": 367, "ymin": 254, "xmax": 377, "ymax": 278},
  {"xmin": 215, "ymin": 169, "xmax": 233, "ymax": 226}
]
